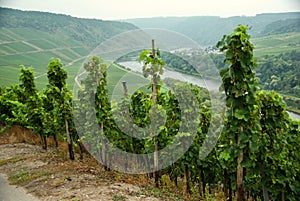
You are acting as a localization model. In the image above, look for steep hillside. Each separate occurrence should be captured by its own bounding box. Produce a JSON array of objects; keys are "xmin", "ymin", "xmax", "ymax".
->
[
  {"xmin": 260, "ymin": 18, "xmax": 300, "ymax": 36},
  {"xmin": 126, "ymin": 12, "xmax": 300, "ymax": 46},
  {"xmin": 0, "ymin": 7, "xmax": 137, "ymax": 88},
  {"xmin": 252, "ymin": 32, "xmax": 300, "ymax": 57},
  {"xmin": 0, "ymin": 7, "xmax": 137, "ymax": 48}
]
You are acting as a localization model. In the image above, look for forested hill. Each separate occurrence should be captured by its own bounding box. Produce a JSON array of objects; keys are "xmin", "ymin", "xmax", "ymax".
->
[
  {"xmin": 0, "ymin": 7, "xmax": 137, "ymax": 88},
  {"xmin": 260, "ymin": 18, "xmax": 300, "ymax": 36},
  {"xmin": 126, "ymin": 12, "xmax": 300, "ymax": 46},
  {"xmin": 0, "ymin": 7, "xmax": 137, "ymax": 48}
]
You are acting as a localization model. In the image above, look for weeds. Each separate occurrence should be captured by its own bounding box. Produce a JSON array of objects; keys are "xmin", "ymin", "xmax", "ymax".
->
[
  {"xmin": 0, "ymin": 157, "xmax": 24, "ymax": 166},
  {"xmin": 113, "ymin": 194, "xmax": 127, "ymax": 201},
  {"xmin": 9, "ymin": 171, "xmax": 48, "ymax": 184}
]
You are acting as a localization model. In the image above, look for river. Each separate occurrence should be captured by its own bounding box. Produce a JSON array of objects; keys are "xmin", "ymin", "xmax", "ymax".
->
[
  {"xmin": 118, "ymin": 61, "xmax": 300, "ymax": 120},
  {"xmin": 288, "ymin": 111, "xmax": 300, "ymax": 120},
  {"xmin": 118, "ymin": 61, "xmax": 222, "ymax": 90}
]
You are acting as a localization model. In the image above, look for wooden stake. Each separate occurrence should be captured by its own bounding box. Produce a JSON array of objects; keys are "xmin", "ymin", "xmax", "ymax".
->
[
  {"xmin": 122, "ymin": 81, "xmax": 128, "ymax": 96},
  {"xmin": 152, "ymin": 39, "xmax": 155, "ymax": 57}
]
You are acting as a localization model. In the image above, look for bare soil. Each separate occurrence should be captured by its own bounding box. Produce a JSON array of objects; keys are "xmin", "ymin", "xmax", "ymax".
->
[{"xmin": 0, "ymin": 126, "xmax": 168, "ymax": 201}]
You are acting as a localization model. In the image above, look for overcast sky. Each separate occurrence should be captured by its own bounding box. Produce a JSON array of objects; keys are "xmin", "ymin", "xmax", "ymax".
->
[{"xmin": 1, "ymin": 0, "xmax": 299, "ymax": 20}]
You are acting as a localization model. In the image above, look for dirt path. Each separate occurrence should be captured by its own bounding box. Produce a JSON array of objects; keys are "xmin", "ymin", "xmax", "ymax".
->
[
  {"xmin": 0, "ymin": 142, "xmax": 162, "ymax": 201},
  {"xmin": 0, "ymin": 173, "xmax": 41, "ymax": 201}
]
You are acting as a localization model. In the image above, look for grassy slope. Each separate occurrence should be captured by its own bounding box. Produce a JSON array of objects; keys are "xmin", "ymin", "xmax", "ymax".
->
[
  {"xmin": 107, "ymin": 63, "xmax": 149, "ymax": 97},
  {"xmin": 252, "ymin": 32, "xmax": 300, "ymax": 114},
  {"xmin": 0, "ymin": 28, "xmax": 148, "ymax": 92},
  {"xmin": 0, "ymin": 26, "xmax": 90, "ymax": 89},
  {"xmin": 252, "ymin": 32, "xmax": 300, "ymax": 57},
  {"xmin": 0, "ymin": 7, "xmax": 137, "ymax": 89}
]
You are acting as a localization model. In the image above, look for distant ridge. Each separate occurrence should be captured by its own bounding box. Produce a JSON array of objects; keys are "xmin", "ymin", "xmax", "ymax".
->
[
  {"xmin": 0, "ymin": 7, "xmax": 137, "ymax": 48},
  {"xmin": 126, "ymin": 12, "xmax": 300, "ymax": 46}
]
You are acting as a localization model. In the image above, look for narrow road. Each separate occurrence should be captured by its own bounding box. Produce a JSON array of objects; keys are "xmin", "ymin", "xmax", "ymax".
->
[{"xmin": 0, "ymin": 174, "xmax": 40, "ymax": 201}]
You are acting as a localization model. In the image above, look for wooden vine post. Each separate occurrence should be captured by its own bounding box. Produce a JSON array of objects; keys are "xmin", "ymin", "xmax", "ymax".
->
[
  {"xmin": 151, "ymin": 39, "xmax": 159, "ymax": 188},
  {"xmin": 139, "ymin": 39, "xmax": 165, "ymax": 187}
]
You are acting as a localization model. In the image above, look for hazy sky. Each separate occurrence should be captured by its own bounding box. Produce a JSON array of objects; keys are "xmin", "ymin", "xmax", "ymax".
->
[{"xmin": 1, "ymin": 0, "xmax": 299, "ymax": 20}]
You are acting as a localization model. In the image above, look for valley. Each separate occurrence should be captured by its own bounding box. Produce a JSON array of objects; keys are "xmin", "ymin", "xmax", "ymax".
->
[{"xmin": 0, "ymin": 7, "xmax": 299, "ymax": 201}]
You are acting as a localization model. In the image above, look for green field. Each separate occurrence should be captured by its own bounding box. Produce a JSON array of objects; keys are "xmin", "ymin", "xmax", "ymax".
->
[
  {"xmin": 3, "ymin": 42, "xmax": 36, "ymax": 53},
  {"xmin": 0, "ymin": 45, "xmax": 18, "ymax": 55},
  {"xmin": 71, "ymin": 47, "xmax": 90, "ymax": 56},
  {"xmin": 0, "ymin": 28, "xmax": 24, "ymax": 40},
  {"xmin": 65, "ymin": 61, "xmax": 149, "ymax": 102},
  {"xmin": 7, "ymin": 28, "xmax": 53, "ymax": 40},
  {"xmin": 27, "ymin": 39, "xmax": 59, "ymax": 50},
  {"xmin": 56, "ymin": 49, "xmax": 80, "ymax": 61},
  {"xmin": 0, "ymin": 31, "xmax": 16, "ymax": 41},
  {"xmin": 107, "ymin": 64, "xmax": 148, "ymax": 91},
  {"xmin": 253, "ymin": 32, "xmax": 300, "ymax": 57},
  {"xmin": 0, "ymin": 26, "xmax": 91, "ymax": 89},
  {"xmin": 0, "ymin": 25, "xmax": 146, "ymax": 92}
]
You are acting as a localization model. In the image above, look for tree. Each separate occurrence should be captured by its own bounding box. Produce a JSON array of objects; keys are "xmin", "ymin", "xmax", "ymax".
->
[{"xmin": 217, "ymin": 25, "xmax": 261, "ymax": 201}]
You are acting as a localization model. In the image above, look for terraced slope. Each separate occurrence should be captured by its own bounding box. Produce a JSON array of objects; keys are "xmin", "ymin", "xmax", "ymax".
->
[
  {"xmin": 0, "ymin": 27, "xmax": 90, "ymax": 88},
  {"xmin": 0, "ymin": 8, "xmax": 137, "ymax": 89}
]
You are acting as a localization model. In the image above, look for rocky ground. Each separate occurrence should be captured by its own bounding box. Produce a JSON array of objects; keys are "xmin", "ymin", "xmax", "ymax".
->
[{"xmin": 0, "ymin": 126, "xmax": 179, "ymax": 201}]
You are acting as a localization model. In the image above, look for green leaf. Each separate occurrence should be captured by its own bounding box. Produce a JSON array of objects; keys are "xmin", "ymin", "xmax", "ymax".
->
[
  {"xmin": 220, "ymin": 151, "xmax": 231, "ymax": 161},
  {"xmin": 234, "ymin": 109, "xmax": 246, "ymax": 120}
]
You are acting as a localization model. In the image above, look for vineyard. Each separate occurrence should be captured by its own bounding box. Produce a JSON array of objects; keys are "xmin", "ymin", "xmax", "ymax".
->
[{"xmin": 0, "ymin": 25, "xmax": 300, "ymax": 201}]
